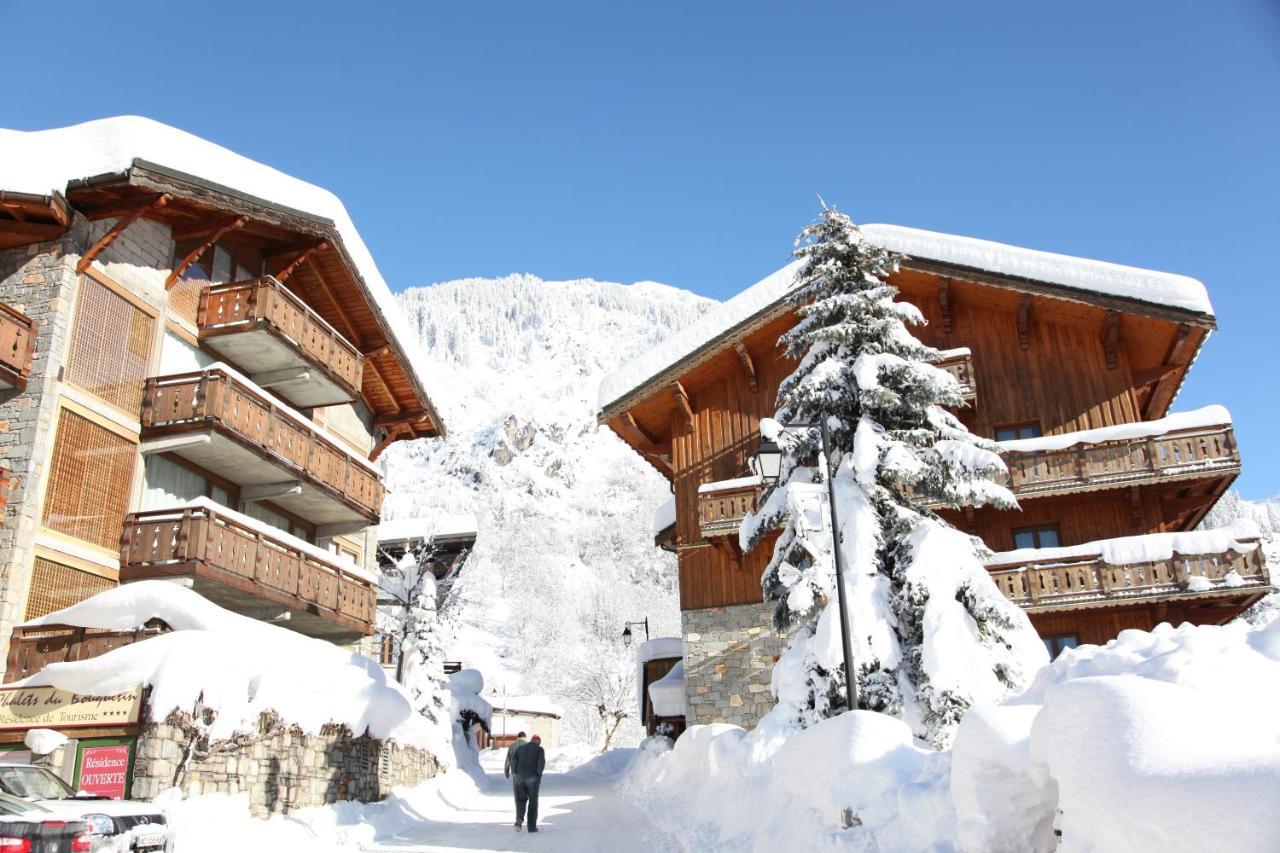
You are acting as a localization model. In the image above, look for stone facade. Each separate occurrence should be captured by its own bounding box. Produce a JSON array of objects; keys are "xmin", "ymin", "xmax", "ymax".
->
[
  {"xmin": 0, "ymin": 220, "xmax": 90, "ymax": 647},
  {"xmin": 681, "ymin": 602, "xmax": 795, "ymax": 728},
  {"xmin": 130, "ymin": 714, "xmax": 442, "ymax": 818}
]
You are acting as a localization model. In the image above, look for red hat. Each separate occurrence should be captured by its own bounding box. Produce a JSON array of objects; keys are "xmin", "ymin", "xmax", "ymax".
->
[{"xmin": 531, "ymin": 734, "xmax": 541, "ymax": 743}]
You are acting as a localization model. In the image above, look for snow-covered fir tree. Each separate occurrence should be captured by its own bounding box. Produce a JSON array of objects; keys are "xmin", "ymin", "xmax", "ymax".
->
[
  {"xmin": 742, "ymin": 207, "xmax": 1047, "ymax": 746},
  {"xmin": 378, "ymin": 542, "xmax": 454, "ymax": 728}
]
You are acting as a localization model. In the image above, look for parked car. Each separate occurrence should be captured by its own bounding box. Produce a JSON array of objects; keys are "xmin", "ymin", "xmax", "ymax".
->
[
  {"xmin": 0, "ymin": 766, "xmax": 169, "ymax": 853},
  {"xmin": 0, "ymin": 812, "xmax": 92, "ymax": 852}
]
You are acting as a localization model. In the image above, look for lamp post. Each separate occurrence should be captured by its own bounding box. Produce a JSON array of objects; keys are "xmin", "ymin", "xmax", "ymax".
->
[
  {"xmin": 750, "ymin": 417, "xmax": 858, "ymax": 712},
  {"xmin": 621, "ymin": 618, "xmax": 650, "ymax": 648}
]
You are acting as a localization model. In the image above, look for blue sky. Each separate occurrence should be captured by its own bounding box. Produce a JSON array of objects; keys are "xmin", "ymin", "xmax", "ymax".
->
[{"xmin": 5, "ymin": 1, "xmax": 1278, "ymax": 497}]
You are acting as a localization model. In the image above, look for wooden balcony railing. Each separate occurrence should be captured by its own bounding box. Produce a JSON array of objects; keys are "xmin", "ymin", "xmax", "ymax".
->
[
  {"xmin": 5, "ymin": 623, "xmax": 168, "ymax": 683},
  {"xmin": 120, "ymin": 503, "xmax": 377, "ymax": 637},
  {"xmin": 698, "ymin": 482, "xmax": 762, "ymax": 538},
  {"xmin": 141, "ymin": 368, "xmax": 383, "ymax": 521},
  {"xmin": 934, "ymin": 348, "xmax": 975, "ymax": 402},
  {"xmin": 0, "ymin": 302, "xmax": 35, "ymax": 392},
  {"xmin": 987, "ymin": 537, "xmax": 1268, "ymax": 612},
  {"xmin": 999, "ymin": 423, "xmax": 1239, "ymax": 500},
  {"xmin": 198, "ymin": 277, "xmax": 363, "ymax": 404}
]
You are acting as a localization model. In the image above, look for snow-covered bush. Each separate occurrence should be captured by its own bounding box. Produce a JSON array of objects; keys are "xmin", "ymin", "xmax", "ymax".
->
[{"xmin": 742, "ymin": 207, "xmax": 1045, "ymax": 745}]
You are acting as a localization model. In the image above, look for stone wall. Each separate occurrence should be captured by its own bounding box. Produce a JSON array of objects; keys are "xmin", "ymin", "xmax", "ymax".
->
[
  {"xmin": 0, "ymin": 221, "xmax": 90, "ymax": 647},
  {"xmin": 681, "ymin": 602, "xmax": 796, "ymax": 728},
  {"xmin": 130, "ymin": 714, "xmax": 442, "ymax": 818}
]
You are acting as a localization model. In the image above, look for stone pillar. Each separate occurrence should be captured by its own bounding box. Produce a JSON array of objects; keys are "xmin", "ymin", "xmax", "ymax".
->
[{"xmin": 680, "ymin": 602, "xmax": 795, "ymax": 728}]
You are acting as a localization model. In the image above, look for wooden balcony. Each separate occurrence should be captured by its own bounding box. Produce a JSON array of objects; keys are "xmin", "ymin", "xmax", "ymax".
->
[
  {"xmin": 0, "ymin": 302, "xmax": 35, "ymax": 392},
  {"xmin": 987, "ymin": 536, "xmax": 1269, "ymax": 614},
  {"xmin": 999, "ymin": 422, "xmax": 1239, "ymax": 500},
  {"xmin": 934, "ymin": 348, "xmax": 975, "ymax": 403},
  {"xmin": 140, "ymin": 368, "xmax": 383, "ymax": 531},
  {"xmin": 5, "ymin": 623, "xmax": 168, "ymax": 683},
  {"xmin": 698, "ymin": 480, "xmax": 762, "ymax": 538},
  {"xmin": 198, "ymin": 277, "xmax": 363, "ymax": 408},
  {"xmin": 120, "ymin": 503, "xmax": 376, "ymax": 641}
]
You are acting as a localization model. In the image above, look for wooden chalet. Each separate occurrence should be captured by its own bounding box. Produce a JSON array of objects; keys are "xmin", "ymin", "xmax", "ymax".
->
[
  {"xmin": 0, "ymin": 118, "xmax": 447, "ymax": 658},
  {"xmin": 599, "ymin": 223, "xmax": 1268, "ymax": 728}
]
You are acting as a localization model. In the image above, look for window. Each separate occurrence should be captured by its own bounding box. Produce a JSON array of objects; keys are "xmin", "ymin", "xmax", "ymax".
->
[
  {"xmin": 141, "ymin": 455, "xmax": 207, "ymax": 510},
  {"xmin": 169, "ymin": 240, "xmax": 212, "ymax": 324},
  {"xmin": 65, "ymin": 276, "xmax": 156, "ymax": 413},
  {"xmin": 1012, "ymin": 524, "xmax": 1061, "ymax": 550},
  {"xmin": 42, "ymin": 410, "xmax": 137, "ymax": 549},
  {"xmin": 1042, "ymin": 634, "xmax": 1079, "ymax": 660},
  {"xmin": 378, "ymin": 633, "xmax": 399, "ymax": 667},
  {"xmin": 24, "ymin": 558, "xmax": 115, "ymax": 620},
  {"xmin": 995, "ymin": 421, "xmax": 1043, "ymax": 442}
]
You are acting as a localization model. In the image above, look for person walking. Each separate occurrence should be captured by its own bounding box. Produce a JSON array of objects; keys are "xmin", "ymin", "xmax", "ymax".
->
[
  {"xmin": 503, "ymin": 731, "xmax": 528, "ymax": 784},
  {"xmin": 511, "ymin": 733, "xmax": 546, "ymax": 833}
]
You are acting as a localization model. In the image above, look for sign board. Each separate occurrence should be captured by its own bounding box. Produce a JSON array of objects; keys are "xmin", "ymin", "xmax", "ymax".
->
[
  {"xmin": 78, "ymin": 745, "xmax": 130, "ymax": 799},
  {"xmin": 0, "ymin": 686, "xmax": 142, "ymax": 731}
]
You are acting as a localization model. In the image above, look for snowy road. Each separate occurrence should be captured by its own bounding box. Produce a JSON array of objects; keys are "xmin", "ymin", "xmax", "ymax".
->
[{"xmin": 359, "ymin": 750, "xmax": 678, "ymax": 853}]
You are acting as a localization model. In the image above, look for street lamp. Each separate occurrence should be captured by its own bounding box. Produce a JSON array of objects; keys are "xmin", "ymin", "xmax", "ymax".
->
[
  {"xmin": 621, "ymin": 618, "xmax": 650, "ymax": 648},
  {"xmin": 751, "ymin": 418, "xmax": 859, "ymax": 712}
]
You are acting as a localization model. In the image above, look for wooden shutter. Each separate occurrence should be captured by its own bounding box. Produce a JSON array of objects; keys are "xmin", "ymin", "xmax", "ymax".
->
[
  {"xmin": 42, "ymin": 410, "xmax": 137, "ymax": 549},
  {"xmin": 24, "ymin": 558, "xmax": 115, "ymax": 621},
  {"xmin": 64, "ymin": 276, "xmax": 156, "ymax": 413}
]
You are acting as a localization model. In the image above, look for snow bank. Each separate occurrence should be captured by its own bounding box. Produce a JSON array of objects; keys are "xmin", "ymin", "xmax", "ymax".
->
[
  {"xmin": 19, "ymin": 582, "xmax": 451, "ymax": 758},
  {"xmin": 987, "ymin": 520, "xmax": 1261, "ymax": 567},
  {"xmin": 999, "ymin": 404, "xmax": 1231, "ymax": 453},
  {"xmin": 624, "ymin": 618, "xmax": 1280, "ymax": 852},
  {"xmin": 0, "ymin": 116, "xmax": 447, "ymax": 426},
  {"xmin": 697, "ymin": 473, "xmax": 763, "ymax": 493},
  {"xmin": 599, "ymin": 223, "xmax": 1211, "ymax": 411}
]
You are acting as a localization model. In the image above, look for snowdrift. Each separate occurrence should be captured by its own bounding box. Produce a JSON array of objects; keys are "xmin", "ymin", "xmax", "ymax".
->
[
  {"xmin": 623, "ymin": 618, "xmax": 1280, "ymax": 852},
  {"xmin": 18, "ymin": 582, "xmax": 456, "ymax": 760}
]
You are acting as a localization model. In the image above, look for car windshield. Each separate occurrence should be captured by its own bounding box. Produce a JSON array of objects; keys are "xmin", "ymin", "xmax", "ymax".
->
[
  {"xmin": 0, "ymin": 792, "xmax": 47, "ymax": 815},
  {"xmin": 0, "ymin": 766, "xmax": 74, "ymax": 799}
]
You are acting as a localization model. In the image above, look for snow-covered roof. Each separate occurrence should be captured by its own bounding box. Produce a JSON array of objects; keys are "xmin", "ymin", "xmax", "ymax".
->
[
  {"xmin": 637, "ymin": 637, "xmax": 683, "ymax": 663},
  {"xmin": 647, "ymin": 659, "xmax": 686, "ymax": 718},
  {"xmin": 0, "ymin": 116, "xmax": 445, "ymax": 434},
  {"xmin": 378, "ymin": 512, "xmax": 479, "ymax": 545},
  {"xmin": 998, "ymin": 405, "xmax": 1231, "ymax": 454},
  {"xmin": 19, "ymin": 582, "xmax": 450, "ymax": 756},
  {"xmin": 986, "ymin": 521, "xmax": 1261, "ymax": 568},
  {"xmin": 598, "ymin": 223, "xmax": 1213, "ymax": 414},
  {"xmin": 491, "ymin": 694, "xmax": 564, "ymax": 718}
]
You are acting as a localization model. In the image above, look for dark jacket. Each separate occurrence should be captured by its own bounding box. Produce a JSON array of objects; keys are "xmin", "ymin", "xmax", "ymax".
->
[
  {"xmin": 504, "ymin": 737, "xmax": 527, "ymax": 777},
  {"xmin": 511, "ymin": 740, "xmax": 545, "ymax": 782}
]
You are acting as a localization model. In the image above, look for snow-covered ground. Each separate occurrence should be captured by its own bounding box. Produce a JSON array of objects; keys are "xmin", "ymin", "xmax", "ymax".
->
[{"xmin": 163, "ymin": 746, "xmax": 674, "ymax": 853}]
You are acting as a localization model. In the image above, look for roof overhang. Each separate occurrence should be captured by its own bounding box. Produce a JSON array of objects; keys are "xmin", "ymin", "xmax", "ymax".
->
[{"xmin": 52, "ymin": 159, "xmax": 444, "ymax": 444}]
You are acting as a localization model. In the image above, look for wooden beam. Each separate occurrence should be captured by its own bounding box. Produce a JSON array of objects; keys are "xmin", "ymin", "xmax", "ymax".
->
[
  {"xmin": 1131, "ymin": 365, "xmax": 1178, "ymax": 387},
  {"xmin": 711, "ymin": 538, "xmax": 744, "ymax": 573},
  {"xmin": 734, "ymin": 342, "xmax": 758, "ymax": 393},
  {"xmin": 0, "ymin": 220, "xmax": 65, "ymax": 242},
  {"xmin": 1102, "ymin": 310, "xmax": 1121, "ymax": 370},
  {"xmin": 619, "ymin": 411, "xmax": 661, "ymax": 447},
  {"xmin": 166, "ymin": 216, "xmax": 246, "ymax": 288},
  {"xmin": 1129, "ymin": 485, "xmax": 1143, "ymax": 531},
  {"xmin": 0, "ymin": 204, "xmax": 26, "ymax": 222},
  {"xmin": 1016, "ymin": 294, "xmax": 1032, "ymax": 350},
  {"xmin": 76, "ymin": 194, "xmax": 171, "ymax": 274},
  {"xmin": 171, "ymin": 216, "xmax": 244, "ymax": 242},
  {"xmin": 937, "ymin": 278, "xmax": 952, "ymax": 333},
  {"xmin": 306, "ymin": 256, "xmax": 363, "ymax": 344},
  {"xmin": 373, "ymin": 410, "xmax": 429, "ymax": 428},
  {"xmin": 673, "ymin": 381, "xmax": 694, "ymax": 426},
  {"xmin": 1161, "ymin": 494, "xmax": 1218, "ymax": 519},
  {"xmin": 274, "ymin": 240, "xmax": 328, "ymax": 283},
  {"xmin": 369, "ymin": 424, "xmax": 411, "ymax": 462},
  {"xmin": 1144, "ymin": 324, "xmax": 1196, "ymax": 420},
  {"xmin": 363, "ymin": 344, "xmax": 392, "ymax": 360}
]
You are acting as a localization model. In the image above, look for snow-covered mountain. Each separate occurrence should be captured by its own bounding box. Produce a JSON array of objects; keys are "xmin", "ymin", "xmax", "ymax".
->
[{"xmin": 380, "ymin": 274, "xmax": 714, "ymax": 746}]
